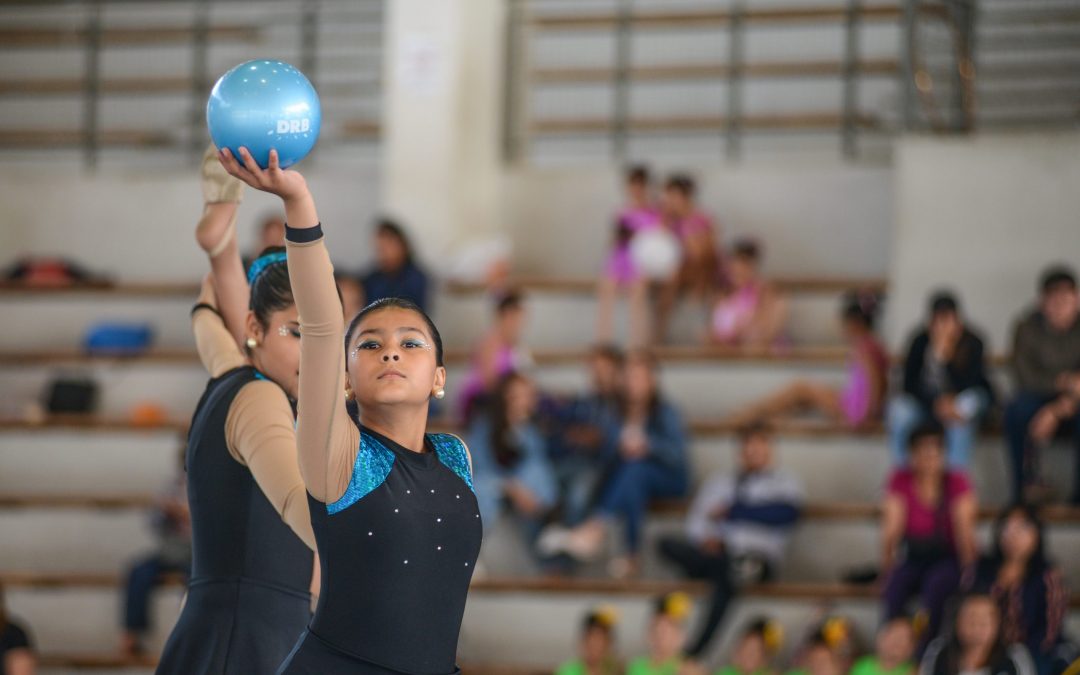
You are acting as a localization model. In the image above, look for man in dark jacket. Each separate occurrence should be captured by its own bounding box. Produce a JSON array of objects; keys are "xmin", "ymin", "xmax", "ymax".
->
[
  {"xmin": 887, "ymin": 291, "xmax": 994, "ymax": 467},
  {"xmin": 1004, "ymin": 266, "xmax": 1080, "ymax": 505}
]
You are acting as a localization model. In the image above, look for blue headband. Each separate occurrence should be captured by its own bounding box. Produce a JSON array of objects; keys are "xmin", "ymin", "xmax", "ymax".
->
[{"xmin": 247, "ymin": 251, "xmax": 288, "ymax": 285}]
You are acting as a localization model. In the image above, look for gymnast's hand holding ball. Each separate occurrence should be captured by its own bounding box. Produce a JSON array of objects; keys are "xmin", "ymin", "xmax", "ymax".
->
[{"xmin": 218, "ymin": 146, "xmax": 310, "ymax": 206}]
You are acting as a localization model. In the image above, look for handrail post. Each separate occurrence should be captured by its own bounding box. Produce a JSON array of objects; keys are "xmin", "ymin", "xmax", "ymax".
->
[
  {"xmin": 950, "ymin": 0, "xmax": 976, "ymax": 132},
  {"xmin": 841, "ymin": 0, "xmax": 862, "ymax": 158},
  {"xmin": 81, "ymin": 0, "xmax": 103, "ymax": 169},
  {"xmin": 300, "ymin": 0, "xmax": 319, "ymax": 88},
  {"xmin": 189, "ymin": 0, "xmax": 210, "ymax": 162},
  {"xmin": 899, "ymin": 0, "xmax": 918, "ymax": 131},
  {"xmin": 725, "ymin": 0, "xmax": 744, "ymax": 161},
  {"xmin": 612, "ymin": 0, "xmax": 632, "ymax": 161}
]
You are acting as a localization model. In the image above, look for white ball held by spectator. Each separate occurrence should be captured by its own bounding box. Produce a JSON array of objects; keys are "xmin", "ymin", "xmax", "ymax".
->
[{"xmin": 630, "ymin": 228, "xmax": 682, "ymax": 279}]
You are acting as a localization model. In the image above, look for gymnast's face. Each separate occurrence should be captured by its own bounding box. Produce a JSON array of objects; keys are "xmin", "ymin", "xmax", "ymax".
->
[
  {"xmin": 347, "ymin": 307, "xmax": 445, "ymax": 409},
  {"xmin": 247, "ymin": 306, "xmax": 301, "ymax": 400}
]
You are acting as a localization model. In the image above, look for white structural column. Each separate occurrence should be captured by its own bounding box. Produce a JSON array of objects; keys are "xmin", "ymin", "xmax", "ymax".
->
[{"xmin": 380, "ymin": 0, "xmax": 506, "ymax": 264}]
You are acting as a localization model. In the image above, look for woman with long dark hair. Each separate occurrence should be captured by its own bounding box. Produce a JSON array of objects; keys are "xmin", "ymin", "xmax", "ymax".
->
[
  {"xmin": 360, "ymin": 218, "xmax": 430, "ymax": 311},
  {"xmin": 965, "ymin": 504, "xmax": 1073, "ymax": 675},
  {"xmin": 157, "ymin": 148, "xmax": 318, "ymax": 673},
  {"xmin": 219, "ymin": 146, "xmax": 481, "ymax": 673},
  {"xmin": 538, "ymin": 349, "xmax": 689, "ymax": 578},
  {"xmin": 0, "ymin": 581, "xmax": 35, "ymax": 675},
  {"xmin": 921, "ymin": 593, "xmax": 1036, "ymax": 675}
]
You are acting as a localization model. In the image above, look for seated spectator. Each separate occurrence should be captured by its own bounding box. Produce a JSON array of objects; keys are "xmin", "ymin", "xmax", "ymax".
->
[
  {"xmin": 468, "ymin": 372, "xmax": 558, "ymax": 543},
  {"xmin": 0, "ymin": 581, "xmax": 35, "ymax": 675},
  {"xmin": 881, "ymin": 422, "xmax": 977, "ymax": 653},
  {"xmin": 596, "ymin": 165, "xmax": 662, "ymax": 346},
  {"xmin": 849, "ymin": 617, "xmax": 916, "ymax": 675},
  {"xmin": 657, "ymin": 422, "xmax": 802, "ymax": 659},
  {"xmin": 657, "ymin": 174, "xmax": 721, "ymax": 343},
  {"xmin": 965, "ymin": 504, "xmax": 1073, "ymax": 675},
  {"xmin": 119, "ymin": 453, "xmax": 192, "ymax": 656},
  {"xmin": 1004, "ymin": 266, "xmax": 1080, "ymax": 505},
  {"xmin": 715, "ymin": 618, "xmax": 783, "ymax": 675},
  {"xmin": 538, "ymin": 350, "xmax": 690, "ymax": 578},
  {"xmin": 921, "ymin": 593, "xmax": 1037, "ymax": 675},
  {"xmin": 888, "ymin": 291, "xmax": 993, "ymax": 468},
  {"xmin": 547, "ymin": 345, "xmax": 624, "ymax": 526},
  {"xmin": 459, "ymin": 291, "xmax": 530, "ymax": 423},
  {"xmin": 727, "ymin": 293, "xmax": 888, "ymax": 428},
  {"xmin": 708, "ymin": 240, "xmax": 788, "ymax": 349},
  {"xmin": 626, "ymin": 593, "xmax": 692, "ymax": 675},
  {"xmin": 334, "ymin": 273, "xmax": 366, "ymax": 320},
  {"xmin": 785, "ymin": 635, "xmax": 844, "ymax": 675},
  {"xmin": 360, "ymin": 218, "xmax": 431, "ymax": 312},
  {"xmin": 556, "ymin": 606, "xmax": 622, "ymax": 675}
]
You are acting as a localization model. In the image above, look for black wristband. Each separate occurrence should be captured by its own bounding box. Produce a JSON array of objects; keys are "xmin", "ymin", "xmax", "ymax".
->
[
  {"xmin": 191, "ymin": 302, "xmax": 222, "ymax": 318},
  {"xmin": 285, "ymin": 222, "xmax": 323, "ymax": 243}
]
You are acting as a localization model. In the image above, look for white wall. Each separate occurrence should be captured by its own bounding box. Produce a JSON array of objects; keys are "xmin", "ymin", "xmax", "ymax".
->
[
  {"xmin": 502, "ymin": 159, "xmax": 895, "ymax": 279},
  {"xmin": 886, "ymin": 132, "xmax": 1080, "ymax": 353},
  {"xmin": 0, "ymin": 164, "xmax": 381, "ymax": 281}
]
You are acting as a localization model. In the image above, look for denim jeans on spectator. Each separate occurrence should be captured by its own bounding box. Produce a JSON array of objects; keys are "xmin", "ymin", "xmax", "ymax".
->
[
  {"xmin": 597, "ymin": 459, "xmax": 688, "ymax": 554},
  {"xmin": 887, "ymin": 389, "xmax": 988, "ymax": 468}
]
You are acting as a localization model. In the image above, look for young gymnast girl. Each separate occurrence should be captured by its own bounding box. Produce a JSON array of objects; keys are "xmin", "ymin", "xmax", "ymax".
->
[
  {"xmin": 219, "ymin": 146, "xmax": 482, "ymax": 674},
  {"xmin": 156, "ymin": 148, "xmax": 318, "ymax": 673}
]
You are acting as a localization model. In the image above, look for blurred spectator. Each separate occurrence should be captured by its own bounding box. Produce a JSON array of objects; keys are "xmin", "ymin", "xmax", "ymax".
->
[
  {"xmin": 556, "ymin": 607, "xmax": 622, "ymax": 675},
  {"xmin": 547, "ymin": 345, "xmax": 624, "ymax": 526},
  {"xmin": 715, "ymin": 618, "xmax": 783, "ymax": 675},
  {"xmin": 626, "ymin": 593, "xmax": 692, "ymax": 675},
  {"xmin": 657, "ymin": 422, "xmax": 802, "ymax": 659},
  {"xmin": 849, "ymin": 617, "xmax": 916, "ymax": 675},
  {"xmin": 360, "ymin": 218, "xmax": 431, "ymax": 312},
  {"xmin": 459, "ymin": 291, "xmax": 530, "ymax": 423},
  {"xmin": 1004, "ymin": 266, "xmax": 1080, "ymax": 505},
  {"xmin": 881, "ymin": 422, "xmax": 977, "ymax": 652},
  {"xmin": 785, "ymin": 634, "xmax": 844, "ymax": 675},
  {"xmin": 888, "ymin": 291, "xmax": 993, "ymax": 468},
  {"xmin": 727, "ymin": 293, "xmax": 888, "ymax": 428},
  {"xmin": 119, "ymin": 453, "xmax": 191, "ymax": 656},
  {"xmin": 920, "ymin": 594, "xmax": 1037, "ymax": 675},
  {"xmin": 965, "ymin": 504, "xmax": 1074, "ymax": 675},
  {"xmin": 243, "ymin": 214, "xmax": 286, "ymax": 267},
  {"xmin": 0, "ymin": 581, "xmax": 36, "ymax": 675},
  {"xmin": 596, "ymin": 165, "xmax": 662, "ymax": 346},
  {"xmin": 468, "ymin": 373, "xmax": 558, "ymax": 544},
  {"xmin": 538, "ymin": 351, "xmax": 689, "ymax": 578},
  {"xmin": 657, "ymin": 174, "xmax": 721, "ymax": 343},
  {"xmin": 334, "ymin": 273, "xmax": 366, "ymax": 320},
  {"xmin": 708, "ymin": 240, "xmax": 788, "ymax": 349}
]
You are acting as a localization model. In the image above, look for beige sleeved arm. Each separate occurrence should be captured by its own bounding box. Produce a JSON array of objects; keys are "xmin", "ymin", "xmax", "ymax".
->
[
  {"xmin": 192, "ymin": 277, "xmax": 247, "ymax": 378},
  {"xmin": 285, "ymin": 234, "xmax": 360, "ymax": 504},
  {"xmin": 225, "ymin": 380, "xmax": 316, "ymax": 551}
]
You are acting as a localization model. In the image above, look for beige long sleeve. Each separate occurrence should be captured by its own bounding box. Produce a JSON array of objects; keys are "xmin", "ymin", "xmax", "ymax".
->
[
  {"xmin": 192, "ymin": 277, "xmax": 246, "ymax": 378},
  {"xmin": 285, "ymin": 235, "xmax": 360, "ymax": 504},
  {"xmin": 225, "ymin": 381, "xmax": 316, "ymax": 551}
]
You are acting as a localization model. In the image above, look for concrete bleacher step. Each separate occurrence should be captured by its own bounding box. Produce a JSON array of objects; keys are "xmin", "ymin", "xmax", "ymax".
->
[
  {"xmin": 5, "ymin": 575, "xmax": 1079, "ymax": 671},
  {"xmin": 0, "ymin": 276, "xmax": 880, "ymax": 350}
]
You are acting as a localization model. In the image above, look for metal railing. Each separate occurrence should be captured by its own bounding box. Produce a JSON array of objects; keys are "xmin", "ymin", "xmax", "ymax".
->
[
  {"xmin": 0, "ymin": 0, "xmax": 385, "ymax": 168},
  {"xmin": 502, "ymin": 0, "xmax": 976, "ymax": 163}
]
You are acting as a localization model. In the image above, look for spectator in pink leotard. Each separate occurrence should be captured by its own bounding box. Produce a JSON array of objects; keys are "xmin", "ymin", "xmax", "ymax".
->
[
  {"xmin": 596, "ymin": 165, "xmax": 663, "ymax": 347},
  {"xmin": 707, "ymin": 239, "xmax": 788, "ymax": 349},
  {"xmin": 657, "ymin": 174, "xmax": 721, "ymax": 344},
  {"xmin": 726, "ymin": 292, "xmax": 888, "ymax": 428},
  {"xmin": 459, "ymin": 291, "xmax": 531, "ymax": 424}
]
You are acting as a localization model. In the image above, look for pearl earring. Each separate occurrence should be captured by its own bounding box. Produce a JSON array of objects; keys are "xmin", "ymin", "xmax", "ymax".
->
[
  {"xmin": 434, "ymin": 388, "xmax": 446, "ymax": 400},
  {"xmin": 245, "ymin": 337, "xmax": 258, "ymax": 349}
]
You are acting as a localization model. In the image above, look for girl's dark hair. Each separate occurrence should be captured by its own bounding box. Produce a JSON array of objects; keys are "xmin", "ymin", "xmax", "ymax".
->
[
  {"xmin": 990, "ymin": 503, "xmax": 1049, "ymax": 577},
  {"xmin": 732, "ymin": 238, "xmax": 762, "ymax": 262},
  {"xmin": 619, "ymin": 349, "xmax": 662, "ymax": 418},
  {"xmin": 488, "ymin": 371, "xmax": 531, "ymax": 469},
  {"xmin": 626, "ymin": 164, "xmax": 650, "ymax": 184},
  {"xmin": 248, "ymin": 246, "xmax": 294, "ymax": 331},
  {"xmin": 376, "ymin": 218, "xmax": 415, "ymax": 266},
  {"xmin": 496, "ymin": 290, "xmax": 525, "ymax": 316},
  {"xmin": 0, "ymin": 579, "xmax": 7, "ymax": 631},
  {"xmin": 943, "ymin": 593, "xmax": 1009, "ymax": 675},
  {"xmin": 665, "ymin": 174, "xmax": 696, "ymax": 198},
  {"xmin": 907, "ymin": 419, "xmax": 946, "ymax": 452},
  {"xmin": 842, "ymin": 290, "xmax": 881, "ymax": 330},
  {"xmin": 343, "ymin": 297, "xmax": 445, "ymax": 427}
]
